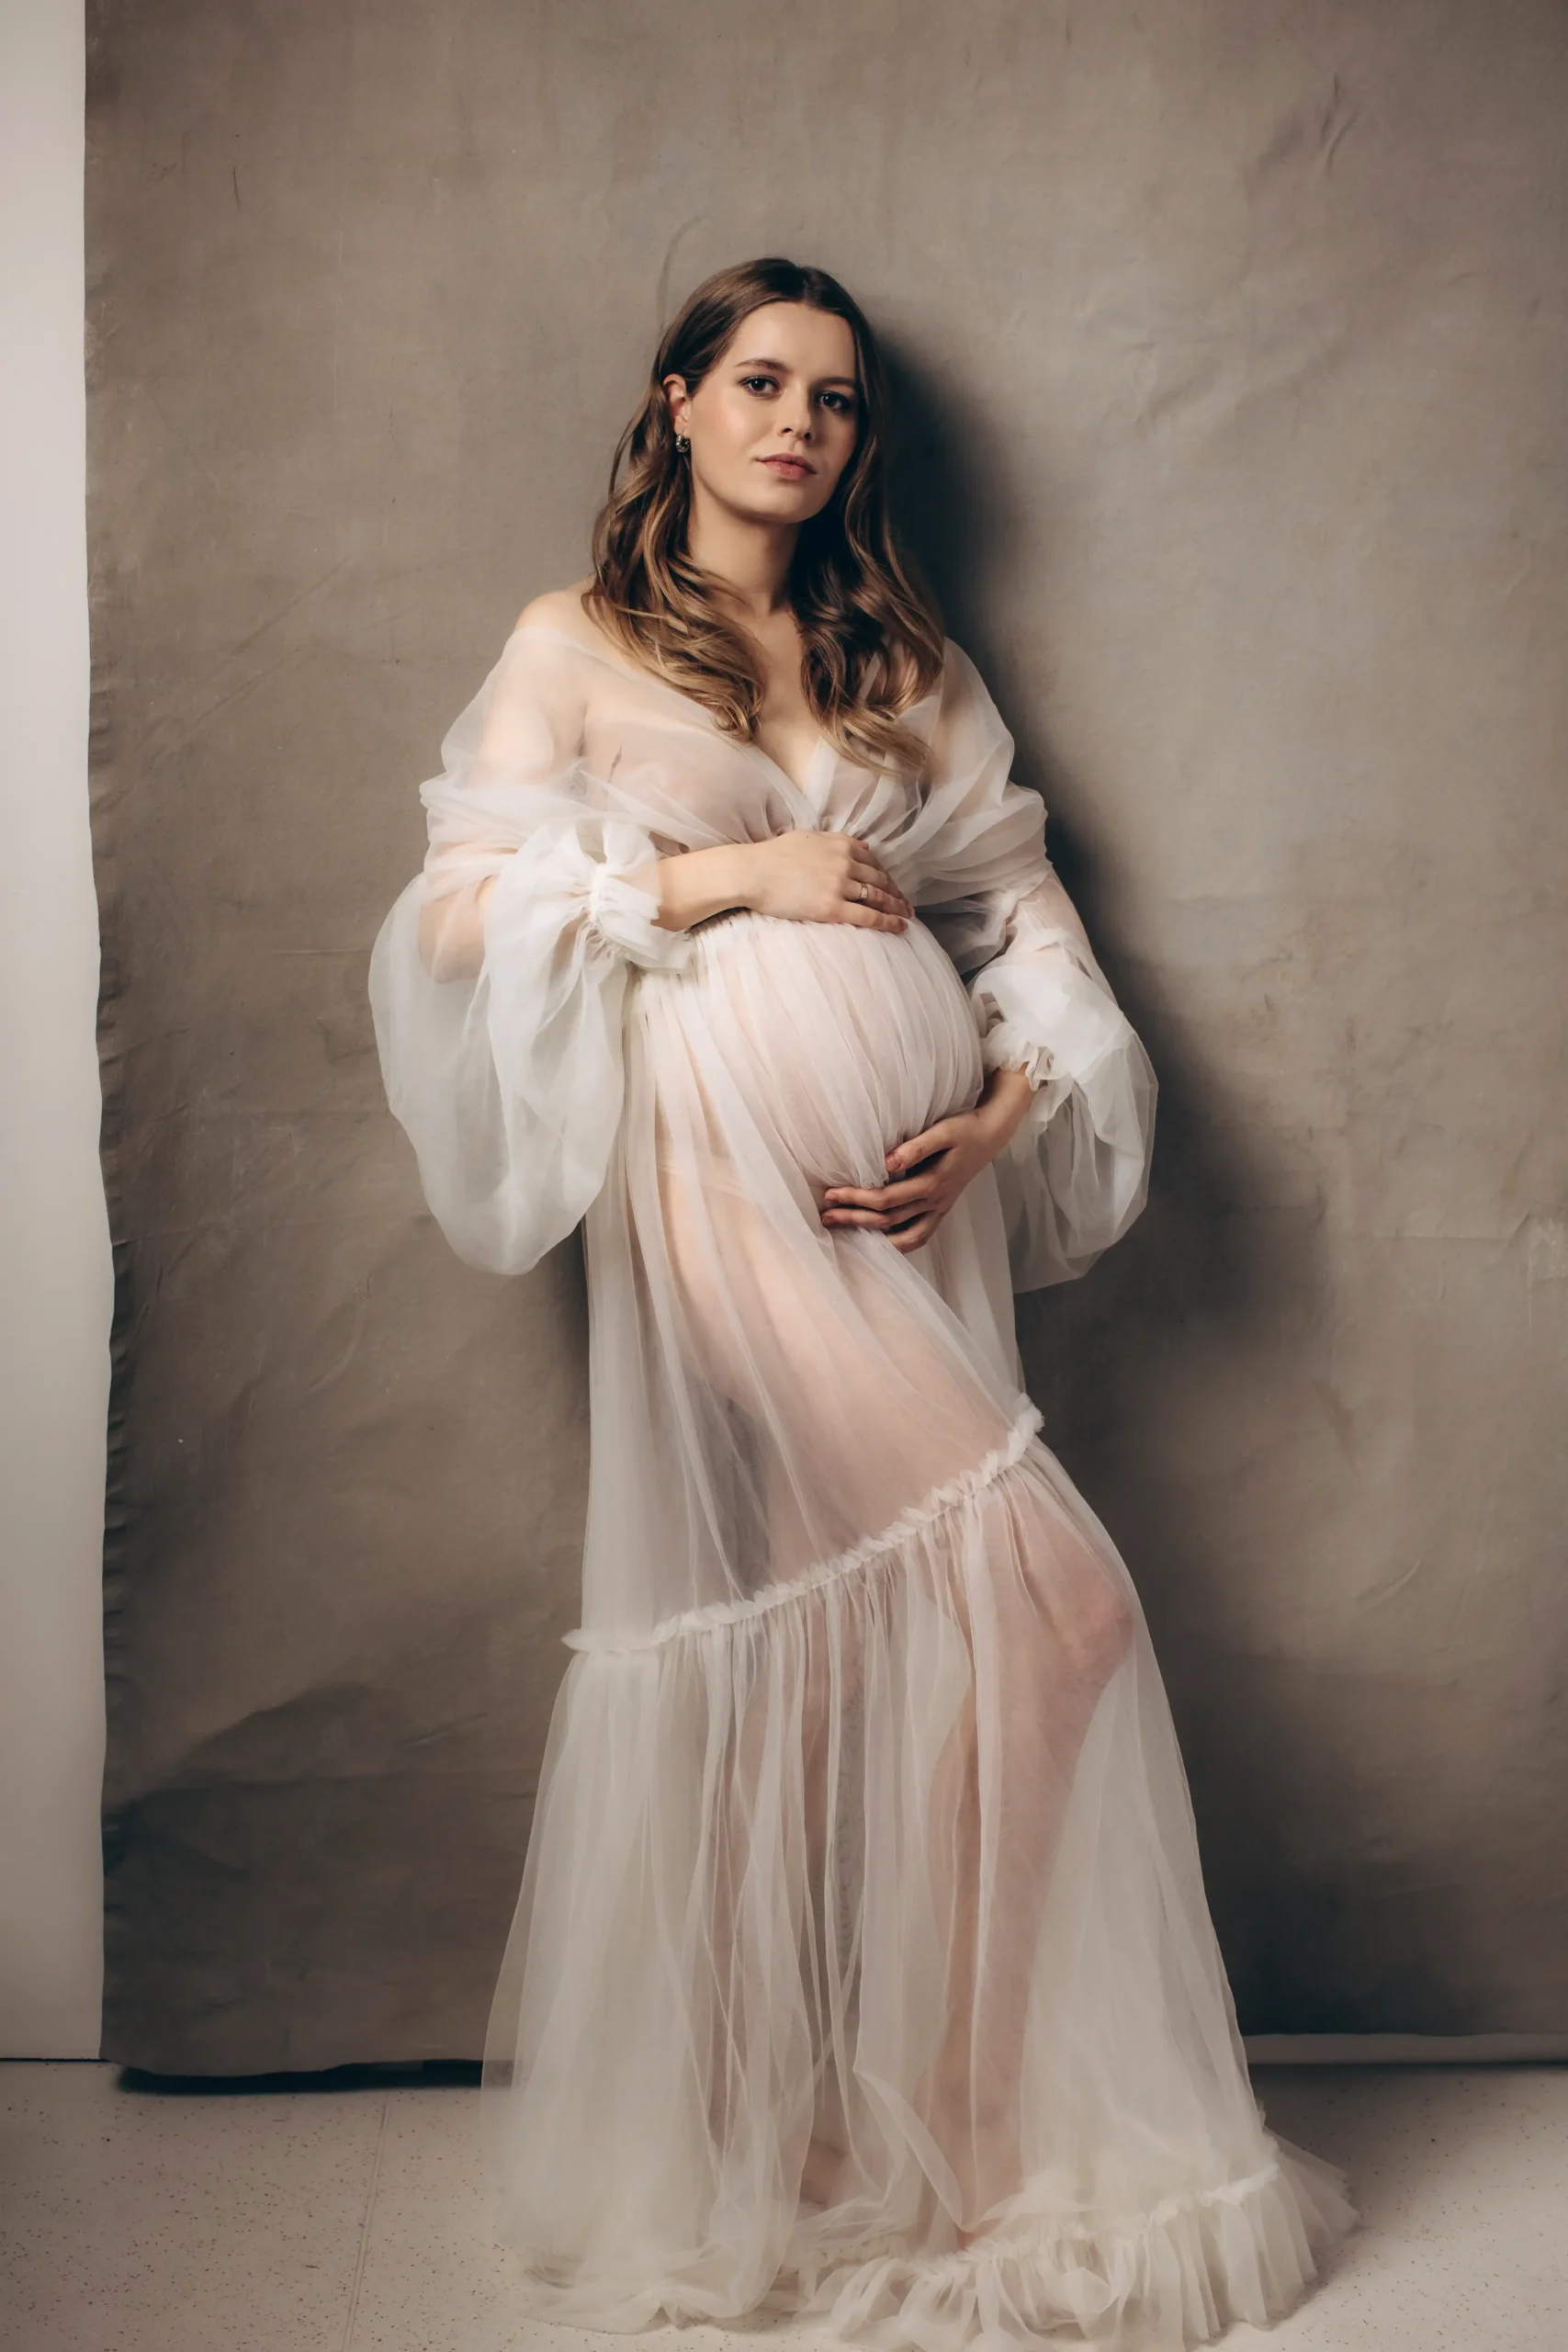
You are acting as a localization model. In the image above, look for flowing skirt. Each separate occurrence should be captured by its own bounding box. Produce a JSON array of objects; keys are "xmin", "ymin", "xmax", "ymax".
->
[{"xmin": 479, "ymin": 910, "xmax": 1353, "ymax": 2348}]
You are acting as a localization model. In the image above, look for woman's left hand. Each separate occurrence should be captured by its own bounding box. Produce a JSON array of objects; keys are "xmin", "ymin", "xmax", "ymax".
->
[{"xmin": 821, "ymin": 1067, "xmax": 1035, "ymax": 1253}]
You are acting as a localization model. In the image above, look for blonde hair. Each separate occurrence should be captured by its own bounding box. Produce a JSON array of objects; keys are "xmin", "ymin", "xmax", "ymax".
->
[{"xmin": 584, "ymin": 258, "xmax": 944, "ymax": 776}]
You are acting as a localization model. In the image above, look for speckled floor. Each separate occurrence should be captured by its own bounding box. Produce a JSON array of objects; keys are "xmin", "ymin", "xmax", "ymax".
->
[{"xmin": 1, "ymin": 2061, "xmax": 1564, "ymax": 2351}]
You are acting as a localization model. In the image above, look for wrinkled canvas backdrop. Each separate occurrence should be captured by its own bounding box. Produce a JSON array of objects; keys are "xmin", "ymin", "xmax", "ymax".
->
[{"xmin": 88, "ymin": 0, "xmax": 1567, "ymax": 2070}]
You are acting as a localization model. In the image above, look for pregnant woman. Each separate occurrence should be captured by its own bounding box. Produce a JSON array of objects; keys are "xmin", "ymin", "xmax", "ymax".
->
[{"xmin": 368, "ymin": 257, "xmax": 1353, "ymax": 2347}]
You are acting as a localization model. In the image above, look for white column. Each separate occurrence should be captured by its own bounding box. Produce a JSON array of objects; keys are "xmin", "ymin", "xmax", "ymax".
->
[{"xmin": 0, "ymin": 0, "xmax": 107, "ymax": 2057}]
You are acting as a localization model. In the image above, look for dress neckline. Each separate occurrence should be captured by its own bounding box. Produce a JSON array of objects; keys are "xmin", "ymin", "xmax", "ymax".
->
[{"xmin": 509, "ymin": 619, "xmax": 841, "ymax": 805}]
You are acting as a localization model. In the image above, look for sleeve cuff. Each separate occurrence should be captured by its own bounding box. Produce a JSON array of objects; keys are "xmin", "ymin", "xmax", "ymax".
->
[
  {"xmin": 978, "ymin": 1012, "xmax": 1055, "ymax": 1091},
  {"xmin": 586, "ymin": 860, "xmax": 694, "ymax": 973}
]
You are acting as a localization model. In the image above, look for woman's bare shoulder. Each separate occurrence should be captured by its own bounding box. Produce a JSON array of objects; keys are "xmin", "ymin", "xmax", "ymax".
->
[{"xmin": 514, "ymin": 581, "xmax": 604, "ymax": 649}]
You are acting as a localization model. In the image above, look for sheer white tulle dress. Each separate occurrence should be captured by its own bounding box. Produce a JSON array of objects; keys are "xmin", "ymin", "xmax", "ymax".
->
[{"xmin": 368, "ymin": 618, "xmax": 1354, "ymax": 2350}]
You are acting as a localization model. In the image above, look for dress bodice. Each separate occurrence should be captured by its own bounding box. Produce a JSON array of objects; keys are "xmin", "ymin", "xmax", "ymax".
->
[
  {"xmin": 421, "ymin": 622, "xmax": 1056, "ymax": 950},
  {"xmin": 371, "ymin": 616, "xmax": 1156, "ymax": 1289}
]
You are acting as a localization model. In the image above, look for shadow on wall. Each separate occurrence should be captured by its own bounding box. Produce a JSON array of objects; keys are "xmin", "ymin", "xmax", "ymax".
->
[{"xmin": 881, "ymin": 337, "xmax": 1420, "ymax": 2032}]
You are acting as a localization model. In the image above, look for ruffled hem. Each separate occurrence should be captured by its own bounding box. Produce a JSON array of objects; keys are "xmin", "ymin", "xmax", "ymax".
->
[
  {"xmin": 495, "ymin": 2134, "xmax": 1355, "ymax": 2349},
  {"xmin": 563, "ymin": 1404, "xmax": 1044, "ymax": 1652},
  {"xmin": 783, "ymin": 2134, "xmax": 1357, "ymax": 2350}
]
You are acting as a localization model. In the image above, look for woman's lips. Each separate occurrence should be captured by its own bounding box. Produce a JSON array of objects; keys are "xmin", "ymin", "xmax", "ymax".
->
[{"xmin": 760, "ymin": 455, "xmax": 814, "ymax": 479}]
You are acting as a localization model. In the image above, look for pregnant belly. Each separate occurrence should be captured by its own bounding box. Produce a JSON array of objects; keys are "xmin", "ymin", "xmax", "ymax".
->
[{"xmin": 637, "ymin": 909, "xmax": 985, "ymax": 1191}]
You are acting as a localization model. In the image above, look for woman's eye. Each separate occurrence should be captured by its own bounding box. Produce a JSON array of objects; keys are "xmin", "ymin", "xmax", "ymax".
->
[
  {"xmin": 818, "ymin": 390, "xmax": 856, "ymax": 415},
  {"xmin": 740, "ymin": 374, "xmax": 778, "ymax": 395}
]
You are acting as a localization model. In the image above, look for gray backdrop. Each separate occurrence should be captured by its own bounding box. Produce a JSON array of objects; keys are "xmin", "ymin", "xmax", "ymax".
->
[{"xmin": 88, "ymin": 0, "xmax": 1568, "ymax": 2072}]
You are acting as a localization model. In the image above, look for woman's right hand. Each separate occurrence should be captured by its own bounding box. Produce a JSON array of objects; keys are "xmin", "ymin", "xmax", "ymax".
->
[
  {"xmin": 637, "ymin": 832, "xmax": 912, "ymax": 936},
  {"xmin": 736, "ymin": 832, "xmax": 912, "ymax": 931}
]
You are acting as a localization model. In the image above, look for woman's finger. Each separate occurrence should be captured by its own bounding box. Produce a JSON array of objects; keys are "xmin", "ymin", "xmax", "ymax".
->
[
  {"xmin": 848, "ymin": 858, "xmax": 912, "ymax": 913},
  {"xmin": 823, "ymin": 1175, "xmax": 934, "ymax": 1211},
  {"xmin": 821, "ymin": 1202, "xmax": 899, "ymax": 1230},
  {"xmin": 845, "ymin": 842, "xmax": 908, "ymax": 888},
  {"xmin": 842, "ymin": 877, "xmax": 912, "ymax": 921},
  {"xmin": 888, "ymin": 1213, "xmax": 942, "ymax": 1253},
  {"xmin": 886, "ymin": 1121, "xmax": 958, "ymax": 1172}
]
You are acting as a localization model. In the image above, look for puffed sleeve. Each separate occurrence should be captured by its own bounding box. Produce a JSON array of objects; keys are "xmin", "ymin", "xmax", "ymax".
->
[
  {"xmin": 367, "ymin": 625, "xmax": 692, "ymax": 1275},
  {"xmin": 913, "ymin": 642, "xmax": 1157, "ymax": 1291}
]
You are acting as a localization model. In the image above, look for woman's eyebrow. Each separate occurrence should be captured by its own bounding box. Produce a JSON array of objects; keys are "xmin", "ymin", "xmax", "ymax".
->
[{"xmin": 731, "ymin": 354, "xmax": 859, "ymax": 390}]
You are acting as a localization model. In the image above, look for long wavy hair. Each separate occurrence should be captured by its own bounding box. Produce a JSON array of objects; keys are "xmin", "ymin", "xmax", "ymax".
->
[{"xmin": 583, "ymin": 258, "xmax": 945, "ymax": 776}]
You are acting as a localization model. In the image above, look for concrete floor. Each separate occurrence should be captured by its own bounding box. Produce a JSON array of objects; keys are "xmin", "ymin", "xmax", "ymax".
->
[{"xmin": 2, "ymin": 2062, "xmax": 1564, "ymax": 2351}]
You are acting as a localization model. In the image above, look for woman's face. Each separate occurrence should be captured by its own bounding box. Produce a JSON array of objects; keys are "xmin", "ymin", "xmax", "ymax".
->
[{"xmin": 665, "ymin": 301, "xmax": 861, "ymax": 528}]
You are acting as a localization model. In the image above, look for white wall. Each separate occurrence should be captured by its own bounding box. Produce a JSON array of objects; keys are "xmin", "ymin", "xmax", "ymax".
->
[{"xmin": 0, "ymin": 0, "xmax": 107, "ymax": 2056}]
